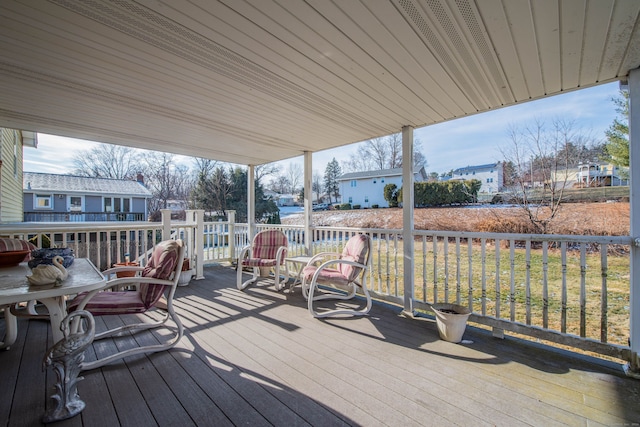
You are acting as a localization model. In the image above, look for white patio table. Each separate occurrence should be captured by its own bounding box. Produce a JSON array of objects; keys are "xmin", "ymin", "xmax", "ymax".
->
[{"xmin": 0, "ymin": 258, "xmax": 105, "ymax": 349}]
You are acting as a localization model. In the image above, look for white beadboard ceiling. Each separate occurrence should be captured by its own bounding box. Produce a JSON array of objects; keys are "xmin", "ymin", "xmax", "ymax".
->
[{"xmin": 1, "ymin": 0, "xmax": 639, "ymax": 166}]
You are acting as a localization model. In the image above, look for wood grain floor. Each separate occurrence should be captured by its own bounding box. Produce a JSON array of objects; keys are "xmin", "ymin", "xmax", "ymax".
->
[{"xmin": 1, "ymin": 265, "xmax": 639, "ymax": 426}]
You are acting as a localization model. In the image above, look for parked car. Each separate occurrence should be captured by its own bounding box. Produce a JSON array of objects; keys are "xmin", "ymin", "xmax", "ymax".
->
[{"xmin": 312, "ymin": 203, "xmax": 329, "ymax": 211}]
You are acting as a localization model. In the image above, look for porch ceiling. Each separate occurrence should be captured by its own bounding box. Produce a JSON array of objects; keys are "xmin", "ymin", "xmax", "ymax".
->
[{"xmin": 1, "ymin": 0, "xmax": 639, "ymax": 166}]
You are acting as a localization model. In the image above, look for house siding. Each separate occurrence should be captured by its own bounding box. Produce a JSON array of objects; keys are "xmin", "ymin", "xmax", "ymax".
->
[
  {"xmin": 451, "ymin": 162, "xmax": 503, "ymax": 194},
  {"xmin": 0, "ymin": 129, "xmax": 25, "ymax": 223},
  {"xmin": 338, "ymin": 168, "xmax": 427, "ymax": 208},
  {"xmin": 23, "ymin": 172, "xmax": 151, "ymax": 222}
]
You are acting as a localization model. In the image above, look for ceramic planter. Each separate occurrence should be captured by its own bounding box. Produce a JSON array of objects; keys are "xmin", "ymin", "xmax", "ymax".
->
[{"xmin": 431, "ymin": 303, "xmax": 471, "ymax": 343}]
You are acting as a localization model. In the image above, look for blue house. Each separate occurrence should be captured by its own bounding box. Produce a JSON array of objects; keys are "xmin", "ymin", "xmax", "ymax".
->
[{"xmin": 23, "ymin": 172, "xmax": 152, "ymax": 222}]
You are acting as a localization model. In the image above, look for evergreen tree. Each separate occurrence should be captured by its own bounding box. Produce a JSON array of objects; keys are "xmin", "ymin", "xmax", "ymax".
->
[
  {"xmin": 323, "ymin": 158, "xmax": 342, "ymax": 203},
  {"xmin": 604, "ymin": 90, "xmax": 629, "ymax": 167}
]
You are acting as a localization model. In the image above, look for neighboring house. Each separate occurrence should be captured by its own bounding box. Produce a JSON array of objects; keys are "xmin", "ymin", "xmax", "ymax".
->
[
  {"xmin": 0, "ymin": 129, "xmax": 37, "ymax": 223},
  {"xmin": 23, "ymin": 172, "xmax": 152, "ymax": 222},
  {"xmin": 276, "ymin": 194, "xmax": 297, "ymax": 207},
  {"xmin": 575, "ymin": 162, "xmax": 628, "ymax": 187},
  {"xmin": 338, "ymin": 167, "xmax": 428, "ymax": 208},
  {"xmin": 450, "ymin": 162, "xmax": 503, "ymax": 194}
]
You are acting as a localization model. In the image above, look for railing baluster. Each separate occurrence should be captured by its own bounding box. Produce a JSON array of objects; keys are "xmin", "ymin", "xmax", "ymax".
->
[
  {"xmin": 525, "ymin": 240, "xmax": 531, "ymax": 325},
  {"xmin": 510, "ymin": 239, "xmax": 516, "ymax": 321},
  {"xmin": 481, "ymin": 238, "xmax": 487, "ymax": 315},
  {"xmin": 467, "ymin": 238, "xmax": 473, "ymax": 309},
  {"xmin": 601, "ymin": 244, "xmax": 608, "ymax": 343},
  {"xmin": 561, "ymin": 241, "xmax": 568, "ymax": 333},
  {"xmin": 444, "ymin": 237, "xmax": 449, "ymax": 302},
  {"xmin": 495, "ymin": 239, "xmax": 501, "ymax": 319},
  {"xmin": 580, "ymin": 242, "xmax": 587, "ymax": 337},
  {"xmin": 422, "ymin": 236, "xmax": 427, "ymax": 303},
  {"xmin": 454, "ymin": 237, "xmax": 460, "ymax": 303},
  {"xmin": 433, "ymin": 236, "xmax": 439, "ymax": 303},
  {"xmin": 542, "ymin": 241, "xmax": 549, "ymax": 329}
]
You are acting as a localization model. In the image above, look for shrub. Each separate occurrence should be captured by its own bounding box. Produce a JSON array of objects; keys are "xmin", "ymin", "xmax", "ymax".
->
[
  {"xmin": 353, "ymin": 204, "xmax": 361, "ymax": 209},
  {"xmin": 372, "ymin": 204, "xmax": 379, "ymax": 209},
  {"xmin": 339, "ymin": 203, "xmax": 352, "ymax": 210}
]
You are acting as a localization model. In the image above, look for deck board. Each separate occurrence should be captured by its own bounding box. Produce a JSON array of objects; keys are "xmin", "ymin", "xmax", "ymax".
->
[{"xmin": 2, "ymin": 265, "xmax": 640, "ymax": 426}]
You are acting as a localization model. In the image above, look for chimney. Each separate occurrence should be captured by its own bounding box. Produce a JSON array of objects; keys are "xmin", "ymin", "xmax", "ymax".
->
[{"xmin": 136, "ymin": 172, "xmax": 144, "ymax": 185}]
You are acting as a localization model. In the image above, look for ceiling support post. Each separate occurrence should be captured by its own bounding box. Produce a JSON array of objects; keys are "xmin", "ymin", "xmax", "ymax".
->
[
  {"xmin": 247, "ymin": 164, "xmax": 255, "ymax": 241},
  {"xmin": 402, "ymin": 125, "xmax": 415, "ymax": 316},
  {"xmin": 303, "ymin": 151, "xmax": 312, "ymax": 255},
  {"xmin": 627, "ymin": 68, "xmax": 640, "ymax": 378}
]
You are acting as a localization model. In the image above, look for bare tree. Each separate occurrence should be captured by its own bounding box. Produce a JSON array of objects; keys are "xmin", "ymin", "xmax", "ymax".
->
[
  {"xmin": 72, "ymin": 144, "xmax": 141, "ymax": 179},
  {"xmin": 269, "ymin": 175, "xmax": 291, "ymax": 194},
  {"xmin": 285, "ymin": 162, "xmax": 303, "ymax": 194},
  {"xmin": 342, "ymin": 134, "xmax": 427, "ymax": 172},
  {"xmin": 142, "ymin": 152, "xmax": 191, "ymax": 214},
  {"xmin": 255, "ymin": 163, "xmax": 280, "ymax": 185},
  {"xmin": 501, "ymin": 118, "xmax": 595, "ymax": 233}
]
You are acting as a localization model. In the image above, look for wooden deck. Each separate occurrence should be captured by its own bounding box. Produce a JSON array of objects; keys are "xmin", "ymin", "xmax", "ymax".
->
[{"xmin": 2, "ymin": 265, "xmax": 640, "ymax": 426}]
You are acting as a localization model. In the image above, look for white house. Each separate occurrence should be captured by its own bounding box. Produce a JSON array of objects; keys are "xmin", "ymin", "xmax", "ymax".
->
[
  {"xmin": 338, "ymin": 167, "xmax": 428, "ymax": 208},
  {"xmin": 450, "ymin": 162, "xmax": 503, "ymax": 194}
]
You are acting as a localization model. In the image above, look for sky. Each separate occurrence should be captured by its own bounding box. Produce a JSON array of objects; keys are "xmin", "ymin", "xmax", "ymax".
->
[{"xmin": 24, "ymin": 81, "xmax": 622, "ymax": 178}]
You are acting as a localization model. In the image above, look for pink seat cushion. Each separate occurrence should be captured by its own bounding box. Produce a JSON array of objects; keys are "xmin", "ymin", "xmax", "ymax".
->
[
  {"xmin": 68, "ymin": 290, "xmax": 147, "ymax": 315},
  {"xmin": 302, "ymin": 265, "xmax": 352, "ymax": 287},
  {"xmin": 302, "ymin": 234, "xmax": 370, "ymax": 286},
  {"xmin": 68, "ymin": 240, "xmax": 181, "ymax": 314}
]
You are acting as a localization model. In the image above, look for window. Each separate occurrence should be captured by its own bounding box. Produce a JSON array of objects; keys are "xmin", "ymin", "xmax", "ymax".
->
[
  {"xmin": 350, "ymin": 180, "xmax": 357, "ymax": 187},
  {"xmin": 381, "ymin": 178, "xmax": 385, "ymax": 183},
  {"xmin": 487, "ymin": 178, "xmax": 493, "ymax": 183},
  {"xmin": 69, "ymin": 196, "xmax": 82, "ymax": 211},
  {"xmin": 365, "ymin": 196, "xmax": 369, "ymax": 203},
  {"xmin": 104, "ymin": 197, "xmax": 131, "ymax": 213},
  {"xmin": 348, "ymin": 197, "xmax": 353, "ymax": 203},
  {"xmin": 373, "ymin": 179, "xmax": 377, "ymax": 184},
  {"xmin": 35, "ymin": 194, "xmax": 53, "ymax": 209}
]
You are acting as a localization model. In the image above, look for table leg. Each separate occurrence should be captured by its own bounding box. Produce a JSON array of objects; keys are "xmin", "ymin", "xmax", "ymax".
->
[
  {"xmin": 39, "ymin": 296, "xmax": 66, "ymax": 344},
  {"xmin": 1, "ymin": 306, "xmax": 18, "ymax": 350}
]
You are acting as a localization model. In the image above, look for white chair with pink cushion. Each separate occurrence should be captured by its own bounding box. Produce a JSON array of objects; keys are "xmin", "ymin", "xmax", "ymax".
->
[
  {"xmin": 302, "ymin": 234, "xmax": 372, "ymax": 318},
  {"xmin": 67, "ymin": 239, "xmax": 185, "ymax": 370},
  {"xmin": 237, "ymin": 229, "xmax": 289, "ymax": 291}
]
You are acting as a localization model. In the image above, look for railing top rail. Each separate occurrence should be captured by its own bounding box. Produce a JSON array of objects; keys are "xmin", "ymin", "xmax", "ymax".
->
[
  {"xmin": 306, "ymin": 225, "xmax": 632, "ymax": 245},
  {"xmin": 0, "ymin": 222, "xmax": 164, "ymax": 233}
]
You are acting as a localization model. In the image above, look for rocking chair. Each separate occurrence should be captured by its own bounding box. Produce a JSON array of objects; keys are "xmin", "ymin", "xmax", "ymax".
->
[
  {"xmin": 67, "ymin": 239, "xmax": 185, "ymax": 371},
  {"xmin": 302, "ymin": 234, "xmax": 372, "ymax": 318},
  {"xmin": 237, "ymin": 229, "xmax": 288, "ymax": 291}
]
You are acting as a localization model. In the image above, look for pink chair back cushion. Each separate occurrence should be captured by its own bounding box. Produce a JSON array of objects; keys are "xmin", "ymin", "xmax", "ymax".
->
[
  {"xmin": 251, "ymin": 230, "xmax": 287, "ymax": 262},
  {"xmin": 338, "ymin": 234, "xmax": 370, "ymax": 282},
  {"xmin": 140, "ymin": 240, "xmax": 180, "ymax": 309}
]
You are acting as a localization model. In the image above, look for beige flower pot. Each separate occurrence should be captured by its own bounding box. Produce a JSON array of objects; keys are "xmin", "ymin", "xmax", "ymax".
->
[
  {"xmin": 259, "ymin": 266, "xmax": 271, "ymax": 277},
  {"xmin": 431, "ymin": 303, "xmax": 471, "ymax": 343}
]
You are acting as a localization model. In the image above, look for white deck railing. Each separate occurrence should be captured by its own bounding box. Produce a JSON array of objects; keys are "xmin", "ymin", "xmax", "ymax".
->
[{"xmin": 0, "ymin": 211, "xmax": 632, "ymax": 362}]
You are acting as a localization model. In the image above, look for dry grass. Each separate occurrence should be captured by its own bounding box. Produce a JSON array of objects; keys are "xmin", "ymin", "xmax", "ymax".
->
[{"xmin": 284, "ymin": 202, "xmax": 630, "ymax": 236}]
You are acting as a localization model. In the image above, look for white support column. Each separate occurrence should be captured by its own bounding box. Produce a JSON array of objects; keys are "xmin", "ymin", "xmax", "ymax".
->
[
  {"xmin": 161, "ymin": 209, "xmax": 171, "ymax": 241},
  {"xmin": 247, "ymin": 165, "xmax": 256, "ymax": 240},
  {"xmin": 402, "ymin": 126, "xmax": 415, "ymax": 315},
  {"xmin": 227, "ymin": 210, "xmax": 236, "ymax": 262},
  {"xmin": 194, "ymin": 209, "xmax": 204, "ymax": 279},
  {"xmin": 304, "ymin": 151, "xmax": 312, "ymax": 255},
  {"xmin": 628, "ymin": 68, "xmax": 640, "ymax": 377}
]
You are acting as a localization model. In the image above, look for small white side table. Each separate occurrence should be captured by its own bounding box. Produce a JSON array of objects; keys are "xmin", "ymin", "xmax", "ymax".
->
[{"xmin": 284, "ymin": 256, "xmax": 314, "ymax": 293}]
